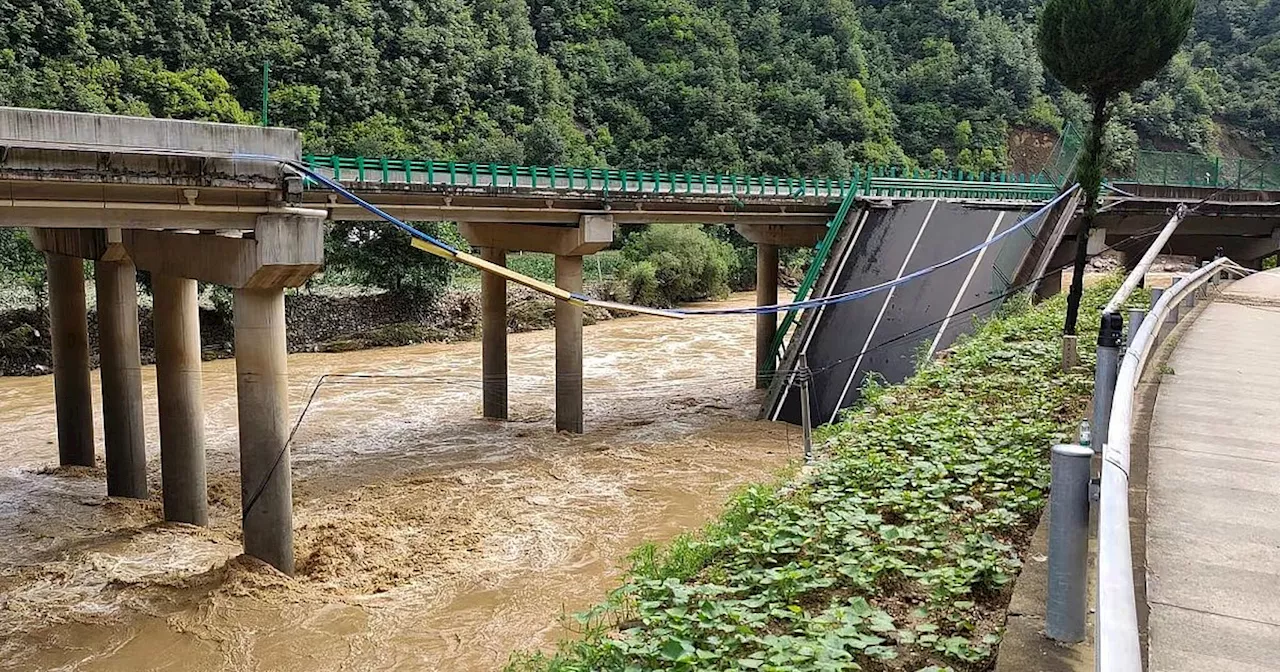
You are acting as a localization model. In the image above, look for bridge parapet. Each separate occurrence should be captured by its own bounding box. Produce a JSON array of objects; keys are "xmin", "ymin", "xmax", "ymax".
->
[{"xmin": 0, "ymin": 107, "xmax": 306, "ymax": 230}]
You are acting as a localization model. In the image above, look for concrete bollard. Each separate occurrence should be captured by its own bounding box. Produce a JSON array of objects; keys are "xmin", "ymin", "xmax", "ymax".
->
[
  {"xmin": 1047, "ymin": 443, "xmax": 1094, "ymax": 643},
  {"xmin": 1091, "ymin": 312, "xmax": 1124, "ymax": 453}
]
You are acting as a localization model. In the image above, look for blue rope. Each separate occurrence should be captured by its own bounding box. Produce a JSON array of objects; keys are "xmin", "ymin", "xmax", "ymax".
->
[{"xmin": 673, "ymin": 184, "xmax": 1079, "ymax": 316}]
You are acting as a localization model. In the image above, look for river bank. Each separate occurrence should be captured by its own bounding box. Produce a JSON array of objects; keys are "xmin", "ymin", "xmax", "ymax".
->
[
  {"xmin": 513, "ymin": 281, "xmax": 1120, "ymax": 671},
  {"xmin": 0, "ymin": 292, "xmax": 798, "ymax": 671}
]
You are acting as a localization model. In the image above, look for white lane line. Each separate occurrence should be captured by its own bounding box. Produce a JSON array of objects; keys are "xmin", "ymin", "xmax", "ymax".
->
[
  {"xmin": 926, "ymin": 212, "xmax": 1006, "ymax": 360},
  {"xmin": 770, "ymin": 208, "xmax": 871, "ymax": 422},
  {"xmin": 829, "ymin": 199, "xmax": 939, "ymax": 423}
]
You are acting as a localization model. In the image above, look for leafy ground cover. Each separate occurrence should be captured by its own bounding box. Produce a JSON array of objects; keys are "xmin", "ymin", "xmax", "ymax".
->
[{"xmin": 511, "ymin": 279, "xmax": 1121, "ymax": 672}]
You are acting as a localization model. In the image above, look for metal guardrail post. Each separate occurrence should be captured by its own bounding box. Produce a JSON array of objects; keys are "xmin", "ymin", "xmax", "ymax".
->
[
  {"xmin": 1092, "ymin": 312, "xmax": 1124, "ymax": 452},
  {"xmin": 798, "ymin": 353, "xmax": 813, "ymax": 463},
  {"xmin": 1048, "ymin": 443, "xmax": 1093, "ymax": 643},
  {"xmin": 1149, "ymin": 287, "xmax": 1164, "ymax": 344},
  {"xmin": 1127, "ymin": 307, "xmax": 1146, "ymax": 346}
]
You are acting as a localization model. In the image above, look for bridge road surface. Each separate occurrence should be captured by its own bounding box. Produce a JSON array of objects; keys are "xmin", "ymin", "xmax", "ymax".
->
[{"xmin": 1146, "ymin": 269, "xmax": 1280, "ymax": 671}]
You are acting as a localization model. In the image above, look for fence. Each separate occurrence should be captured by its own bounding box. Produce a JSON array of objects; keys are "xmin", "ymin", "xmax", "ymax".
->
[{"xmin": 302, "ymin": 155, "xmax": 1057, "ymax": 201}]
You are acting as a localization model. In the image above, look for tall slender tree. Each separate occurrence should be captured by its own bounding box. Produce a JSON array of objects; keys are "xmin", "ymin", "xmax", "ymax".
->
[{"xmin": 1037, "ymin": 0, "xmax": 1196, "ymax": 335}]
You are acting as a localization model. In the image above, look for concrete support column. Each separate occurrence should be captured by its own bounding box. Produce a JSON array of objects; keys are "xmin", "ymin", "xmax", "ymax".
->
[
  {"xmin": 555, "ymin": 255, "xmax": 584, "ymax": 434},
  {"xmin": 153, "ymin": 275, "xmax": 208, "ymax": 525},
  {"xmin": 95, "ymin": 258, "xmax": 147, "ymax": 498},
  {"xmin": 46, "ymin": 252, "xmax": 95, "ymax": 467},
  {"xmin": 480, "ymin": 248, "xmax": 508, "ymax": 420},
  {"xmin": 233, "ymin": 287, "xmax": 293, "ymax": 574},
  {"xmin": 755, "ymin": 243, "xmax": 780, "ymax": 389}
]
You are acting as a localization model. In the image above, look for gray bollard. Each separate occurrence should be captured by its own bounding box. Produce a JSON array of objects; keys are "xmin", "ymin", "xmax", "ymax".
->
[
  {"xmin": 1048, "ymin": 443, "xmax": 1094, "ymax": 643},
  {"xmin": 1127, "ymin": 307, "xmax": 1146, "ymax": 346},
  {"xmin": 1091, "ymin": 312, "xmax": 1124, "ymax": 453},
  {"xmin": 1151, "ymin": 287, "xmax": 1169, "ymax": 343}
]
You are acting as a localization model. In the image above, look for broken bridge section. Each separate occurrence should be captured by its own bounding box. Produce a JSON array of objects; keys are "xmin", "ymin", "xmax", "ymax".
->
[{"xmin": 765, "ymin": 198, "xmax": 1050, "ymax": 425}]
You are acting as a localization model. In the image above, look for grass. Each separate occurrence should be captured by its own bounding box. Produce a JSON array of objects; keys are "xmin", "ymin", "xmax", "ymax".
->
[{"xmin": 508, "ymin": 278, "xmax": 1124, "ymax": 672}]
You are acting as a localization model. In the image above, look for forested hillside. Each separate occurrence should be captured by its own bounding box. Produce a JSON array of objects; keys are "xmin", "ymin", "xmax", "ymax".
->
[{"xmin": 2, "ymin": 0, "xmax": 1277, "ymax": 175}]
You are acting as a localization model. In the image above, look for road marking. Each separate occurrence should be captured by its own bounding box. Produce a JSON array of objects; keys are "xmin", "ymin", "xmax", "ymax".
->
[
  {"xmin": 926, "ymin": 211, "xmax": 1006, "ymax": 360},
  {"xmin": 829, "ymin": 199, "xmax": 938, "ymax": 423},
  {"xmin": 769, "ymin": 208, "xmax": 871, "ymax": 422}
]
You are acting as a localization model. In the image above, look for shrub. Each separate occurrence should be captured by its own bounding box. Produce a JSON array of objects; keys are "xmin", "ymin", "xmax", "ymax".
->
[{"xmin": 613, "ymin": 225, "xmax": 734, "ymax": 307}]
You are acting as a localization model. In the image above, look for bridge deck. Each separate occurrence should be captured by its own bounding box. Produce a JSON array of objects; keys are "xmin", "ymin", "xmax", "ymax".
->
[{"xmin": 1146, "ymin": 269, "xmax": 1280, "ymax": 670}]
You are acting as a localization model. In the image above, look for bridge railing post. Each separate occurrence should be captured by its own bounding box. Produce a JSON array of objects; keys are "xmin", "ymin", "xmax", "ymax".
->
[{"xmin": 1047, "ymin": 443, "xmax": 1093, "ymax": 643}]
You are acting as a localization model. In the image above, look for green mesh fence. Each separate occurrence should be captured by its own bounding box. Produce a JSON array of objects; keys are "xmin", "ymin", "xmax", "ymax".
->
[
  {"xmin": 1127, "ymin": 151, "xmax": 1280, "ymax": 190},
  {"xmin": 1046, "ymin": 123, "xmax": 1085, "ymax": 186}
]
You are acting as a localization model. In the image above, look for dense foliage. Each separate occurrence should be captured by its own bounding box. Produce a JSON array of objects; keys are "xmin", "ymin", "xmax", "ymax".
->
[
  {"xmin": 2, "ymin": 0, "xmax": 1277, "ymax": 171},
  {"xmin": 2, "ymin": 0, "xmax": 1275, "ymax": 298},
  {"xmin": 613, "ymin": 224, "xmax": 736, "ymax": 307},
  {"xmin": 510, "ymin": 279, "xmax": 1118, "ymax": 672}
]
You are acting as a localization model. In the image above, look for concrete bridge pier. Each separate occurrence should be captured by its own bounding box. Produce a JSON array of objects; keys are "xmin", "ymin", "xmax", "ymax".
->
[
  {"xmin": 755, "ymin": 244, "xmax": 779, "ymax": 389},
  {"xmin": 152, "ymin": 275, "xmax": 208, "ymax": 525},
  {"xmin": 480, "ymin": 247, "xmax": 508, "ymax": 420},
  {"xmin": 736, "ymin": 224, "xmax": 826, "ymax": 389},
  {"xmin": 95, "ymin": 257, "xmax": 149, "ymax": 498},
  {"xmin": 460, "ymin": 216, "xmax": 613, "ymax": 434},
  {"xmin": 234, "ymin": 287, "xmax": 293, "ymax": 574},
  {"xmin": 30, "ymin": 211, "xmax": 326, "ymax": 573},
  {"xmin": 555, "ymin": 255, "xmax": 584, "ymax": 433},
  {"xmin": 46, "ymin": 252, "xmax": 95, "ymax": 467}
]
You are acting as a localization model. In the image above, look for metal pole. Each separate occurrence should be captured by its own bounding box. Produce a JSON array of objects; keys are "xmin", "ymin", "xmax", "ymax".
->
[
  {"xmin": 1092, "ymin": 312, "xmax": 1124, "ymax": 452},
  {"xmin": 798, "ymin": 353, "xmax": 813, "ymax": 463},
  {"xmin": 1048, "ymin": 443, "xmax": 1093, "ymax": 643},
  {"xmin": 261, "ymin": 61, "xmax": 270, "ymax": 127},
  {"xmin": 1103, "ymin": 203, "xmax": 1188, "ymax": 314}
]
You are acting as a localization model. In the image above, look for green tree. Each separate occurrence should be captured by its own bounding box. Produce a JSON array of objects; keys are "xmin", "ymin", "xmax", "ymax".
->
[
  {"xmin": 1037, "ymin": 0, "xmax": 1195, "ymax": 334},
  {"xmin": 324, "ymin": 221, "xmax": 453, "ymax": 297}
]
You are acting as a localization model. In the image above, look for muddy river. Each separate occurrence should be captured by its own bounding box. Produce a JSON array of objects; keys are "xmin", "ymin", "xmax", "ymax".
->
[{"xmin": 0, "ymin": 293, "xmax": 796, "ymax": 671}]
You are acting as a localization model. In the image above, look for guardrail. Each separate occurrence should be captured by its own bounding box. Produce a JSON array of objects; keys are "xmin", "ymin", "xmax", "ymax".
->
[
  {"xmin": 1049, "ymin": 254, "xmax": 1250, "ymax": 670},
  {"xmin": 301, "ymin": 155, "xmax": 1058, "ymax": 202}
]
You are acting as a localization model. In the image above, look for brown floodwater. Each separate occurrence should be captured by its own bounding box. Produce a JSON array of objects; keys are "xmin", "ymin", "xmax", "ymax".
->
[{"xmin": 0, "ymin": 292, "xmax": 797, "ymax": 671}]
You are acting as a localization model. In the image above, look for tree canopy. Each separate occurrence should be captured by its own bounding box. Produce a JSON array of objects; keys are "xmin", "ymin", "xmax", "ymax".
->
[
  {"xmin": 1038, "ymin": 0, "xmax": 1196, "ymax": 101},
  {"xmin": 2, "ymin": 0, "xmax": 1274, "ymax": 175}
]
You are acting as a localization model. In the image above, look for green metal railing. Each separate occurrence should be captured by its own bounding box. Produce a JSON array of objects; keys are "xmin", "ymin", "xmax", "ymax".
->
[
  {"xmin": 303, "ymin": 155, "xmax": 1058, "ymax": 202},
  {"xmin": 764, "ymin": 185, "xmax": 863, "ymax": 381}
]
